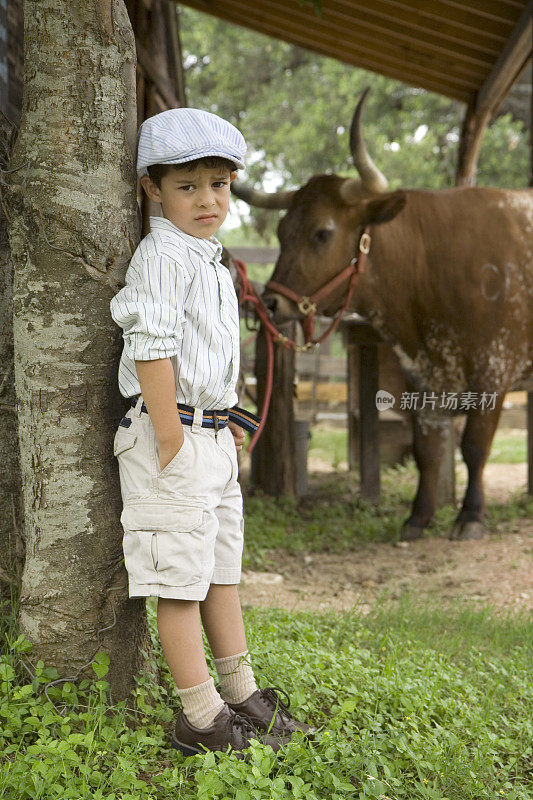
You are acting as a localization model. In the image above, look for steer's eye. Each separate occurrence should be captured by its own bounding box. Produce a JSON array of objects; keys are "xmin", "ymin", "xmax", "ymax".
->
[{"xmin": 312, "ymin": 228, "xmax": 332, "ymax": 245}]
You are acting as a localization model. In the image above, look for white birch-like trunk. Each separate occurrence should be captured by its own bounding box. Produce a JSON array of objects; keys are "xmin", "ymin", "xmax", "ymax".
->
[{"xmin": 7, "ymin": 0, "xmax": 149, "ymax": 698}]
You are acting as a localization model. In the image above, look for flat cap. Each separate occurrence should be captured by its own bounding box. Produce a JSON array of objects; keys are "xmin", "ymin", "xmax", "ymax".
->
[{"xmin": 137, "ymin": 107, "xmax": 246, "ymax": 177}]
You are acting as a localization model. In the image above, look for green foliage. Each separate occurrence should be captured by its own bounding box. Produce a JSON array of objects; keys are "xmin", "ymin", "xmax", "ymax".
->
[
  {"xmin": 1, "ymin": 602, "xmax": 532, "ymax": 799},
  {"xmin": 179, "ymin": 5, "xmax": 530, "ymax": 240}
]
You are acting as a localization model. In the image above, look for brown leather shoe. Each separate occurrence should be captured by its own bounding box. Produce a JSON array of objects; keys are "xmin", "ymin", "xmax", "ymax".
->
[
  {"xmin": 228, "ymin": 687, "xmax": 316, "ymax": 737},
  {"xmin": 171, "ymin": 703, "xmax": 288, "ymax": 757}
]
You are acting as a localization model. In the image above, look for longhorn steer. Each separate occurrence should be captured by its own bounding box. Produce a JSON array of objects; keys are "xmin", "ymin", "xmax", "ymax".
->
[{"xmin": 233, "ymin": 90, "xmax": 533, "ymax": 541}]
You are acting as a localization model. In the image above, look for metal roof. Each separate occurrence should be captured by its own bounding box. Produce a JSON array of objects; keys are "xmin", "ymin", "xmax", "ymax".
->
[{"xmin": 177, "ymin": 0, "xmax": 532, "ymax": 112}]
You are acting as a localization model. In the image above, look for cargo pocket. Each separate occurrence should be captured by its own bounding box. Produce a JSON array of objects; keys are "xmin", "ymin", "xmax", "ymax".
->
[
  {"xmin": 114, "ymin": 428, "xmax": 137, "ymax": 458},
  {"xmin": 120, "ymin": 499, "xmax": 205, "ymax": 587}
]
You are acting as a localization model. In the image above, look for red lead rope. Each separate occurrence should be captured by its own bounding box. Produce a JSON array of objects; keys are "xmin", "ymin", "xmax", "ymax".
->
[{"xmin": 232, "ymin": 226, "xmax": 371, "ymax": 452}]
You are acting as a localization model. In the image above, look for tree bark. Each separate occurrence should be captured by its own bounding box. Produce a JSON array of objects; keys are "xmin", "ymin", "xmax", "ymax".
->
[
  {"xmin": 0, "ymin": 116, "xmax": 24, "ymax": 600},
  {"xmin": 6, "ymin": 0, "xmax": 149, "ymax": 699}
]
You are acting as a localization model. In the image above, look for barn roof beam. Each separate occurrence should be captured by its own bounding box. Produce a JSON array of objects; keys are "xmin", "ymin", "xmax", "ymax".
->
[
  {"xmin": 456, "ymin": 1, "xmax": 532, "ymax": 186},
  {"xmin": 475, "ymin": 0, "xmax": 533, "ymax": 117}
]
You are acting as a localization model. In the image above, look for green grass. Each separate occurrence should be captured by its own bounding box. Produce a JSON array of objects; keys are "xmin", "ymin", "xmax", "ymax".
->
[
  {"xmin": 308, "ymin": 427, "xmax": 528, "ymax": 469},
  {"xmin": 309, "ymin": 426, "xmax": 349, "ymax": 468},
  {"xmin": 1, "ymin": 429, "xmax": 530, "ymax": 799},
  {"xmin": 242, "ymin": 465, "xmax": 533, "ymax": 570},
  {"xmin": 487, "ymin": 429, "xmax": 528, "ymax": 464},
  {"xmin": 1, "ymin": 598, "xmax": 532, "ymax": 800}
]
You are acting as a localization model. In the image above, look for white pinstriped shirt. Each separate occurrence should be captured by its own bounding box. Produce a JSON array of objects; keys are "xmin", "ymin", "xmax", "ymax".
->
[{"xmin": 110, "ymin": 216, "xmax": 240, "ymax": 409}]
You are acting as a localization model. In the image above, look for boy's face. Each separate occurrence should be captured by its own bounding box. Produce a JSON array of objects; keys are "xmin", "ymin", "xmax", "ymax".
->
[{"xmin": 140, "ymin": 164, "xmax": 236, "ymax": 239}]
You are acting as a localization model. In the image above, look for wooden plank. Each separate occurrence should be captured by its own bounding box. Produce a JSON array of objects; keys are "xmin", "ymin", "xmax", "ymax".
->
[
  {"xmin": 323, "ymin": 54, "xmax": 475, "ymax": 101},
  {"xmin": 135, "ymin": 36, "xmax": 180, "ymax": 109},
  {"xmin": 328, "ymin": 0, "xmax": 506, "ymax": 52},
  {"xmin": 230, "ymin": 247, "xmax": 279, "ymax": 264},
  {"xmin": 215, "ymin": 0, "xmax": 496, "ymax": 73},
  {"xmin": 342, "ymin": 0, "xmax": 515, "ymax": 37},
  {"xmin": 243, "ymin": 352, "xmax": 348, "ymax": 380},
  {"xmin": 435, "ymin": 0, "xmax": 524, "ymax": 25},
  {"xmin": 296, "ymin": 353, "xmax": 346, "ymax": 378},
  {"xmin": 475, "ymin": 0, "xmax": 533, "ymax": 115},
  {"xmin": 336, "ymin": 61, "xmax": 472, "ymax": 102},
  {"xmin": 348, "ymin": 0, "xmax": 523, "ymax": 29},
  {"xmin": 180, "ymin": 1, "xmax": 476, "ymax": 100},
  {"xmin": 195, "ymin": 0, "xmax": 503, "ymax": 63},
  {"xmin": 296, "ymin": 381, "xmax": 348, "ymax": 403},
  {"xmin": 347, "ymin": 345, "xmax": 358, "ymax": 470},
  {"xmin": 164, "ymin": 2, "xmax": 187, "ymax": 107},
  {"xmin": 180, "ymin": 1, "xmax": 487, "ymax": 85}
]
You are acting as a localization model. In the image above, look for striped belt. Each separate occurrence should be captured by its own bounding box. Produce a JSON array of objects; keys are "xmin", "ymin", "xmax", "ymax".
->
[{"xmin": 128, "ymin": 397, "xmax": 261, "ymax": 434}]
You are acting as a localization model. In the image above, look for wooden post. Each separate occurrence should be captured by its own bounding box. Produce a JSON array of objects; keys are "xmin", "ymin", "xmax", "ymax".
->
[
  {"xmin": 358, "ymin": 343, "xmax": 380, "ymax": 503},
  {"xmin": 455, "ymin": 96, "xmax": 491, "ymax": 187},
  {"xmin": 527, "ymin": 50, "xmax": 533, "ymax": 495},
  {"xmin": 251, "ymin": 323, "xmax": 297, "ymax": 496},
  {"xmin": 527, "ymin": 392, "xmax": 533, "ymax": 495},
  {"xmin": 343, "ymin": 319, "xmax": 383, "ymax": 501},
  {"xmin": 346, "ymin": 343, "xmax": 358, "ymax": 471},
  {"xmin": 164, "ymin": 2, "xmax": 187, "ymax": 107}
]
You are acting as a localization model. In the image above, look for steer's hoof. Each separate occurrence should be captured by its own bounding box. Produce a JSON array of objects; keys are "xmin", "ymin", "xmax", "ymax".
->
[
  {"xmin": 449, "ymin": 520, "xmax": 485, "ymax": 541},
  {"xmin": 400, "ymin": 523, "xmax": 425, "ymax": 541}
]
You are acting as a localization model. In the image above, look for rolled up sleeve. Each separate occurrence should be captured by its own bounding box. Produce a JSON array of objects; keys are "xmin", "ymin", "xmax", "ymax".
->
[{"xmin": 110, "ymin": 254, "xmax": 186, "ymax": 361}]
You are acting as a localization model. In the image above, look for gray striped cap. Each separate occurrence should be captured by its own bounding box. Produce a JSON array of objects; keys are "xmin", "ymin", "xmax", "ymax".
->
[{"xmin": 137, "ymin": 107, "xmax": 246, "ymax": 176}]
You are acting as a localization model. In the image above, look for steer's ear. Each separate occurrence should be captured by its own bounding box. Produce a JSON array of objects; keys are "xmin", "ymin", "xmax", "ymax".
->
[{"xmin": 361, "ymin": 191, "xmax": 406, "ymax": 225}]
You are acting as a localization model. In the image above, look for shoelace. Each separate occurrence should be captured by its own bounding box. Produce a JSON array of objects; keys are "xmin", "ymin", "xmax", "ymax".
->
[
  {"xmin": 228, "ymin": 711, "xmax": 257, "ymax": 740},
  {"xmin": 260, "ymin": 687, "xmax": 293, "ymax": 722}
]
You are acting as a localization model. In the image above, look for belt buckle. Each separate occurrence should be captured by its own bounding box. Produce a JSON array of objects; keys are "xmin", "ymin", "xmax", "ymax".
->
[{"xmin": 213, "ymin": 413, "xmax": 219, "ymax": 433}]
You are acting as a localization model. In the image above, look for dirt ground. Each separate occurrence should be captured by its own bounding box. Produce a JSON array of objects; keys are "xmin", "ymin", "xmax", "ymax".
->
[{"xmin": 240, "ymin": 462, "xmax": 533, "ymax": 614}]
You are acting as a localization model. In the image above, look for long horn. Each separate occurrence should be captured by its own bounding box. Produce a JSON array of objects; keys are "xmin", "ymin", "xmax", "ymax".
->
[
  {"xmin": 231, "ymin": 179, "xmax": 295, "ymax": 209},
  {"xmin": 350, "ymin": 88, "xmax": 388, "ymax": 194}
]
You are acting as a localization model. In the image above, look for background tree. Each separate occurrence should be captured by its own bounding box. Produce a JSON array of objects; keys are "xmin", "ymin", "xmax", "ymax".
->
[
  {"xmin": 179, "ymin": 5, "xmax": 530, "ymax": 241},
  {"xmin": 6, "ymin": 0, "xmax": 147, "ymax": 699}
]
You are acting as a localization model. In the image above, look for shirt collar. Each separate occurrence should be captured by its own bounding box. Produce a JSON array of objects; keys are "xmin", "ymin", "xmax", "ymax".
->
[{"xmin": 149, "ymin": 216, "xmax": 223, "ymax": 261}]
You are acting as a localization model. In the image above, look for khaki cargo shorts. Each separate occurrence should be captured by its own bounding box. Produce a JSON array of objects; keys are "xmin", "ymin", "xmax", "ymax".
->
[{"xmin": 113, "ymin": 398, "xmax": 244, "ymax": 600}]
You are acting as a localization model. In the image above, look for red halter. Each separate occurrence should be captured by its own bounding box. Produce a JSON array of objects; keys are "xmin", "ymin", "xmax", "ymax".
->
[
  {"xmin": 232, "ymin": 226, "xmax": 371, "ymax": 450},
  {"xmin": 265, "ymin": 227, "xmax": 371, "ymax": 348}
]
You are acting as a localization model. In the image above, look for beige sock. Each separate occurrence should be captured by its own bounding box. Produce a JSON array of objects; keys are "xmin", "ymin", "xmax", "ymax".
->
[
  {"xmin": 177, "ymin": 676, "xmax": 225, "ymax": 730},
  {"xmin": 214, "ymin": 650, "xmax": 258, "ymax": 704}
]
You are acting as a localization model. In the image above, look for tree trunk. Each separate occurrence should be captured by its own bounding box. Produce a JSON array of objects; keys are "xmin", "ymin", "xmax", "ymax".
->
[
  {"xmin": 6, "ymin": 0, "xmax": 149, "ymax": 700},
  {"xmin": 0, "ymin": 116, "xmax": 24, "ymax": 601}
]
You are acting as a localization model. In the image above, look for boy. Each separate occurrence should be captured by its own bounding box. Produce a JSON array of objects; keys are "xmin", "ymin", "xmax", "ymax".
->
[{"xmin": 110, "ymin": 108, "xmax": 311, "ymax": 756}]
